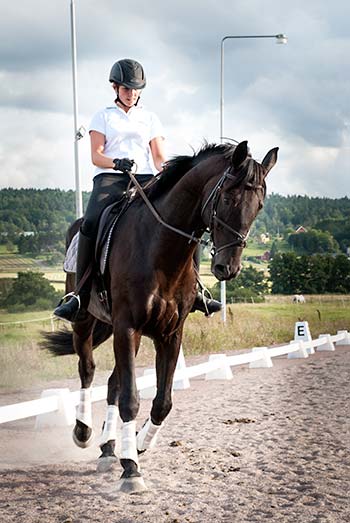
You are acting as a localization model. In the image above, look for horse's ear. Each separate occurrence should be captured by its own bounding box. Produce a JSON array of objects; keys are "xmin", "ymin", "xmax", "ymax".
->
[
  {"xmin": 261, "ymin": 147, "xmax": 279, "ymax": 176},
  {"xmin": 231, "ymin": 140, "xmax": 249, "ymax": 168}
]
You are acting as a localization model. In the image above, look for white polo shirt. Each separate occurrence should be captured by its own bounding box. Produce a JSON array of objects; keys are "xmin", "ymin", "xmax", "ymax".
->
[{"xmin": 88, "ymin": 104, "xmax": 164, "ymax": 176}]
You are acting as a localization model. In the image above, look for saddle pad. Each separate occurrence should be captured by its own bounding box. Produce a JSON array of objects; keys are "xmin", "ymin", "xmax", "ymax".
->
[
  {"xmin": 63, "ymin": 231, "xmax": 79, "ymax": 273},
  {"xmin": 63, "ymin": 220, "xmax": 114, "ymax": 275},
  {"xmin": 63, "ymin": 232, "xmax": 112, "ymax": 323}
]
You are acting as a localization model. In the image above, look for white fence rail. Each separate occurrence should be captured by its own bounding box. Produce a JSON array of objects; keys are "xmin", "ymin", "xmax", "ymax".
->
[{"xmin": 1, "ymin": 324, "xmax": 349, "ymax": 427}]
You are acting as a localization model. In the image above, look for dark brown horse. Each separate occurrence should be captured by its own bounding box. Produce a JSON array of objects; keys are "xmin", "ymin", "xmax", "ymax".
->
[{"xmin": 44, "ymin": 141, "xmax": 278, "ymax": 492}]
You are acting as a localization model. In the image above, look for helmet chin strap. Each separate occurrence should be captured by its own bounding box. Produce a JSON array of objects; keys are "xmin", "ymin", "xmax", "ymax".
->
[{"xmin": 115, "ymin": 88, "xmax": 140, "ymax": 109}]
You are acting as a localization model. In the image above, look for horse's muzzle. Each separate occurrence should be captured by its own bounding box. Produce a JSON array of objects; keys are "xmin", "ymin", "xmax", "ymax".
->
[{"xmin": 212, "ymin": 262, "xmax": 241, "ymax": 281}]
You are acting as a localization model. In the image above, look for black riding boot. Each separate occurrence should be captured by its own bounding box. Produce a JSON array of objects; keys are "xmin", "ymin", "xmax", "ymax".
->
[
  {"xmin": 54, "ymin": 231, "xmax": 95, "ymax": 322},
  {"xmin": 191, "ymin": 245, "xmax": 222, "ymax": 317},
  {"xmin": 191, "ymin": 291, "xmax": 222, "ymax": 316}
]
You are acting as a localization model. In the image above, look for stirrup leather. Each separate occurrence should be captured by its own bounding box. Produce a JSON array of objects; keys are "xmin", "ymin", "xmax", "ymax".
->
[{"xmin": 195, "ymin": 270, "xmax": 215, "ymax": 316}]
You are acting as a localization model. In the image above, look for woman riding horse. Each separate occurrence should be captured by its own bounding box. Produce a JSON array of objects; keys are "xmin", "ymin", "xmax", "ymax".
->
[
  {"xmin": 46, "ymin": 139, "xmax": 278, "ymax": 493},
  {"xmin": 54, "ymin": 58, "xmax": 221, "ymax": 322}
]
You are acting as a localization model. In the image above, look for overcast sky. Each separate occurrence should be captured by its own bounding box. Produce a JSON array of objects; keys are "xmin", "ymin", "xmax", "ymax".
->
[{"xmin": 0, "ymin": 0, "xmax": 349, "ymax": 197}]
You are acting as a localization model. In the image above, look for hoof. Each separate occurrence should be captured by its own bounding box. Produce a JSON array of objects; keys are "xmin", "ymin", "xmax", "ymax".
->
[
  {"xmin": 72, "ymin": 423, "xmax": 94, "ymax": 448},
  {"xmin": 96, "ymin": 455, "xmax": 118, "ymax": 473},
  {"xmin": 117, "ymin": 476, "xmax": 147, "ymax": 494}
]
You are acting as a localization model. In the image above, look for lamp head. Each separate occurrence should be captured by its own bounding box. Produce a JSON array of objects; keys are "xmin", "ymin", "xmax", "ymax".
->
[{"xmin": 276, "ymin": 33, "xmax": 288, "ymax": 44}]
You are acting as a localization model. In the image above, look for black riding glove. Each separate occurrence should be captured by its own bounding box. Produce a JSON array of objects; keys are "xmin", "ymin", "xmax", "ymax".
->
[{"xmin": 113, "ymin": 158, "xmax": 134, "ymax": 172}]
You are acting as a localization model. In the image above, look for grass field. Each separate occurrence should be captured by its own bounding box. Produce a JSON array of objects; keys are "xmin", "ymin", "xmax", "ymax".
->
[
  {"xmin": 0, "ymin": 253, "xmax": 38, "ymax": 272},
  {"xmin": 0, "ymin": 297, "xmax": 349, "ymax": 390},
  {"xmin": 1, "ymin": 248, "xmax": 349, "ymax": 390},
  {"xmin": 0, "ymin": 250, "xmax": 65, "ymax": 290}
]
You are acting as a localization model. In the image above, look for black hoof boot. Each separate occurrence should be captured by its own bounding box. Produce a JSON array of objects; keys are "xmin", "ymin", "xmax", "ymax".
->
[{"xmin": 191, "ymin": 294, "xmax": 222, "ymax": 316}]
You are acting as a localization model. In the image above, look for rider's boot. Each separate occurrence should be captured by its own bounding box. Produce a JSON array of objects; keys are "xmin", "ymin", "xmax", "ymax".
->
[
  {"xmin": 54, "ymin": 231, "xmax": 94, "ymax": 322},
  {"xmin": 191, "ymin": 245, "xmax": 222, "ymax": 317},
  {"xmin": 191, "ymin": 291, "xmax": 222, "ymax": 317}
]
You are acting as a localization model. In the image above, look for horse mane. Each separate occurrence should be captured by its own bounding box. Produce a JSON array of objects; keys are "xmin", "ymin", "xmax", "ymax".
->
[{"xmin": 145, "ymin": 142, "xmax": 236, "ymax": 200}]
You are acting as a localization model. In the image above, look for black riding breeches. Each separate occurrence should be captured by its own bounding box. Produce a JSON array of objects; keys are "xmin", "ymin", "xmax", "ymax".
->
[{"xmin": 81, "ymin": 173, "xmax": 154, "ymax": 239}]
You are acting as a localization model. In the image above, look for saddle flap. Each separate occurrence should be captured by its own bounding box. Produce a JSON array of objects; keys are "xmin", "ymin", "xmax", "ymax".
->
[{"xmin": 96, "ymin": 198, "xmax": 130, "ymax": 274}]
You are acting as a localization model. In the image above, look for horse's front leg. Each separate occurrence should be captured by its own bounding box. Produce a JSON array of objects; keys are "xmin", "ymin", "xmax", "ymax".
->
[
  {"xmin": 114, "ymin": 325, "xmax": 145, "ymax": 493},
  {"xmin": 137, "ymin": 329, "xmax": 182, "ymax": 454},
  {"xmin": 72, "ymin": 316, "xmax": 96, "ymax": 448},
  {"xmin": 97, "ymin": 367, "xmax": 121, "ymax": 473}
]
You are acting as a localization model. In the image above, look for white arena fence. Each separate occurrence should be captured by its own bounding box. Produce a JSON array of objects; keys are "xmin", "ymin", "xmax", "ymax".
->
[{"xmin": 0, "ymin": 322, "xmax": 349, "ymax": 428}]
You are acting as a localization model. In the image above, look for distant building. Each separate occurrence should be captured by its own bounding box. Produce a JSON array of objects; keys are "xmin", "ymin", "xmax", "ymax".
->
[
  {"xmin": 259, "ymin": 233, "xmax": 270, "ymax": 244},
  {"xmin": 295, "ymin": 226, "xmax": 307, "ymax": 234},
  {"xmin": 256, "ymin": 251, "xmax": 270, "ymax": 261}
]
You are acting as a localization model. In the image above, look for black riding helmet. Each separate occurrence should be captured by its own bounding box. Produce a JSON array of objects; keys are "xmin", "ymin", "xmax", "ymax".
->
[{"xmin": 109, "ymin": 59, "xmax": 146, "ymax": 90}]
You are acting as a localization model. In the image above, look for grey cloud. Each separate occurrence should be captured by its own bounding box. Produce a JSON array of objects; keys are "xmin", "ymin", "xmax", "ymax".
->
[
  {"xmin": 0, "ymin": 0, "xmax": 349, "ymax": 196},
  {"xmin": 1, "ymin": 2, "xmax": 71, "ymax": 71}
]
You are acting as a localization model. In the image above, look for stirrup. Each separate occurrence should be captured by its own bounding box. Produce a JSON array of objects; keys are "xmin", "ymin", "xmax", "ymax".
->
[
  {"xmin": 197, "ymin": 280, "xmax": 215, "ymax": 314},
  {"xmin": 57, "ymin": 292, "xmax": 81, "ymax": 308}
]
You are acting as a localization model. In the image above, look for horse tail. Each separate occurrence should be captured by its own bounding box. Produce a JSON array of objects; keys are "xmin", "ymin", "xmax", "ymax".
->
[{"xmin": 42, "ymin": 320, "xmax": 113, "ymax": 356}]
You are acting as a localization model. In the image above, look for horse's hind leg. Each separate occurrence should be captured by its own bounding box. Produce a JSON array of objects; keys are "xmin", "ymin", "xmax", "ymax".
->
[
  {"xmin": 97, "ymin": 367, "xmax": 121, "ymax": 473},
  {"xmin": 72, "ymin": 316, "xmax": 96, "ymax": 448},
  {"xmin": 137, "ymin": 330, "xmax": 182, "ymax": 453}
]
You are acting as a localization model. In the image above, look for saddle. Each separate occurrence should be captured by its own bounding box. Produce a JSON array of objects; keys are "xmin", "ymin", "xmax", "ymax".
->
[
  {"xmin": 63, "ymin": 199, "xmax": 129, "ymax": 324},
  {"xmin": 64, "ymin": 196, "xmax": 129, "ymax": 276}
]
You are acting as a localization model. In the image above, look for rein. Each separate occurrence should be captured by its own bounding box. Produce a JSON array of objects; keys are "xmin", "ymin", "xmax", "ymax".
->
[
  {"xmin": 126, "ymin": 169, "xmax": 208, "ymax": 246},
  {"xmin": 127, "ymin": 164, "xmax": 263, "ymax": 255}
]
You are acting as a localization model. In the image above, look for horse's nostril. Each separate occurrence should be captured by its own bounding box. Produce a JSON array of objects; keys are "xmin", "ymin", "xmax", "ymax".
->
[{"xmin": 213, "ymin": 264, "xmax": 230, "ymax": 280}]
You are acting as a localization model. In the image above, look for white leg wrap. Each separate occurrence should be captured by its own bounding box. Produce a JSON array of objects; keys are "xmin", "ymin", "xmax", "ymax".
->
[
  {"xmin": 120, "ymin": 421, "xmax": 138, "ymax": 466},
  {"xmin": 100, "ymin": 405, "xmax": 120, "ymax": 446},
  {"xmin": 136, "ymin": 418, "xmax": 163, "ymax": 451},
  {"xmin": 76, "ymin": 388, "xmax": 92, "ymax": 428}
]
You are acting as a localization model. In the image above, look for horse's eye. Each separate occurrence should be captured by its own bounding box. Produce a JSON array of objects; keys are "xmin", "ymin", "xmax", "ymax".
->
[
  {"xmin": 223, "ymin": 196, "xmax": 230, "ymax": 205},
  {"xmin": 258, "ymin": 202, "xmax": 264, "ymax": 211}
]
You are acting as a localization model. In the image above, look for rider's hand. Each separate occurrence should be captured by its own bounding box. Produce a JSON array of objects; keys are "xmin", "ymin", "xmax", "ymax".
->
[{"xmin": 113, "ymin": 158, "xmax": 135, "ymax": 172}]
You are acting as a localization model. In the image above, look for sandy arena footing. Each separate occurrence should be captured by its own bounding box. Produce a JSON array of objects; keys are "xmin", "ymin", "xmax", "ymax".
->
[{"xmin": 0, "ymin": 347, "xmax": 349, "ymax": 522}]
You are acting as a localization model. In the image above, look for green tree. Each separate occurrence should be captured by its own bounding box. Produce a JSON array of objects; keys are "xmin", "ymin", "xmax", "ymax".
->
[
  {"xmin": 303, "ymin": 255, "xmax": 333, "ymax": 294},
  {"xmin": 211, "ymin": 265, "xmax": 268, "ymax": 301},
  {"xmin": 269, "ymin": 252, "xmax": 298, "ymax": 294},
  {"xmin": 269, "ymin": 253, "xmax": 350, "ymax": 295},
  {"xmin": 4, "ymin": 271, "xmax": 61, "ymax": 312},
  {"xmin": 288, "ymin": 229, "xmax": 339, "ymax": 255},
  {"xmin": 270, "ymin": 240, "xmax": 279, "ymax": 259},
  {"xmin": 326, "ymin": 254, "xmax": 350, "ymax": 293}
]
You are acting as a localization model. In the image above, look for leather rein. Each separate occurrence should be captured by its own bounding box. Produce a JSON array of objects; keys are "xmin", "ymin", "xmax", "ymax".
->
[{"xmin": 126, "ymin": 167, "xmax": 263, "ymax": 253}]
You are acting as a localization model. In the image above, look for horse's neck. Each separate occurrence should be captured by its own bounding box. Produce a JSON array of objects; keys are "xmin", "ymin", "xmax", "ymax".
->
[{"xmin": 159, "ymin": 163, "xmax": 218, "ymax": 230}]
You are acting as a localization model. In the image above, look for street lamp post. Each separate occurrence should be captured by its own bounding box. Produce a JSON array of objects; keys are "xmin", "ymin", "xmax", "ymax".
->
[
  {"xmin": 70, "ymin": 0, "xmax": 84, "ymax": 219},
  {"xmin": 219, "ymin": 33, "xmax": 287, "ymax": 322}
]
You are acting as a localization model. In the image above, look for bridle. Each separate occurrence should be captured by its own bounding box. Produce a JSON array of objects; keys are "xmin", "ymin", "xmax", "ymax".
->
[
  {"xmin": 126, "ymin": 164, "xmax": 264, "ymax": 254},
  {"xmin": 201, "ymin": 167, "xmax": 264, "ymax": 259}
]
